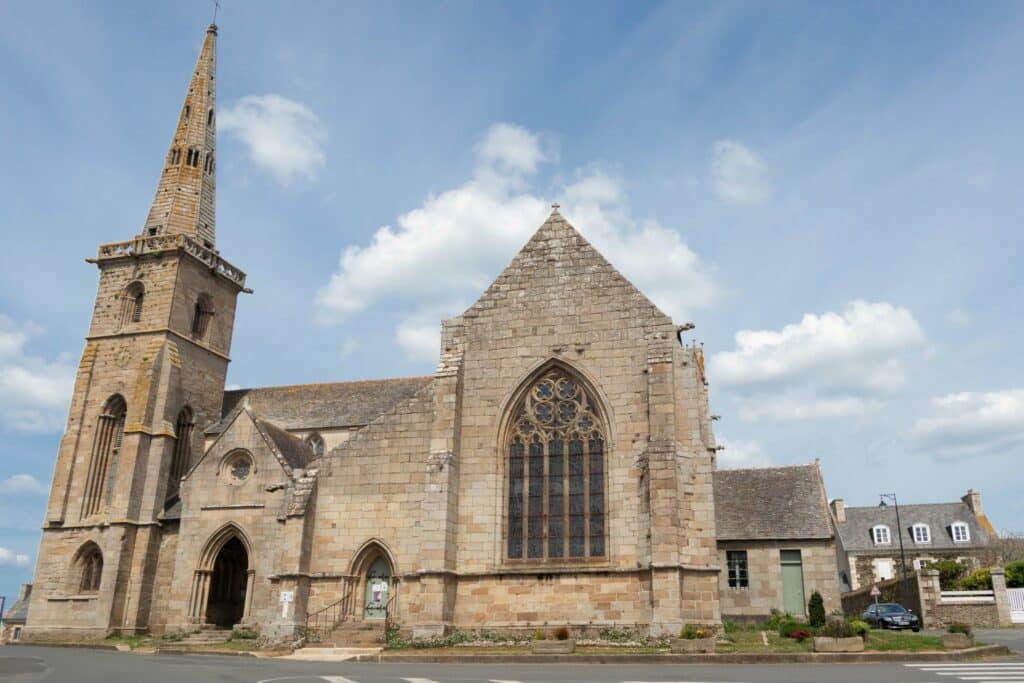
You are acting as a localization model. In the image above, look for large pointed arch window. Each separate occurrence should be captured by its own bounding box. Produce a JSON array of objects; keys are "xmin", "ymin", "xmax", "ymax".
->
[
  {"xmin": 505, "ymin": 366, "xmax": 606, "ymax": 561},
  {"xmin": 82, "ymin": 395, "xmax": 127, "ymax": 518},
  {"xmin": 167, "ymin": 406, "xmax": 194, "ymax": 501}
]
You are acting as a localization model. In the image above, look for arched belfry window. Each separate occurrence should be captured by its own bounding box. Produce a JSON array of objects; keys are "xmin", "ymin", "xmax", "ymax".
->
[
  {"xmin": 191, "ymin": 293, "xmax": 214, "ymax": 339},
  {"xmin": 505, "ymin": 365, "xmax": 607, "ymax": 561},
  {"xmin": 120, "ymin": 281, "xmax": 145, "ymax": 326},
  {"xmin": 167, "ymin": 407, "xmax": 194, "ymax": 500},
  {"xmin": 82, "ymin": 395, "xmax": 127, "ymax": 518}
]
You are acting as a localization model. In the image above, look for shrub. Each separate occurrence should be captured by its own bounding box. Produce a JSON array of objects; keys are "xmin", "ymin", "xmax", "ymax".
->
[
  {"xmin": 808, "ymin": 592, "xmax": 826, "ymax": 627},
  {"xmin": 722, "ymin": 620, "xmax": 739, "ymax": 635},
  {"xmin": 789, "ymin": 629, "xmax": 813, "ymax": 642},
  {"xmin": 553, "ymin": 626, "xmax": 570, "ymax": 641},
  {"xmin": 848, "ymin": 619, "xmax": 871, "ymax": 638},
  {"xmin": 533, "ymin": 628, "xmax": 544, "ymax": 641},
  {"xmin": 1006, "ymin": 560, "xmax": 1024, "ymax": 588},
  {"xmin": 926, "ymin": 560, "xmax": 968, "ymax": 589},
  {"xmin": 777, "ymin": 619, "xmax": 802, "ymax": 639},
  {"xmin": 761, "ymin": 609, "xmax": 786, "ymax": 631},
  {"xmin": 959, "ymin": 568, "xmax": 993, "ymax": 591},
  {"xmin": 679, "ymin": 624, "xmax": 713, "ymax": 640},
  {"xmin": 948, "ymin": 622, "xmax": 972, "ymax": 635},
  {"xmin": 229, "ymin": 627, "xmax": 257, "ymax": 640},
  {"xmin": 818, "ymin": 620, "xmax": 855, "ymax": 638}
]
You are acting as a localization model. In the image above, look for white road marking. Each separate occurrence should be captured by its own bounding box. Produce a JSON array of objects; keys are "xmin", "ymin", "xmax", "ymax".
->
[
  {"xmin": 402, "ymin": 679, "xmax": 445, "ymax": 683},
  {"xmin": 904, "ymin": 663, "xmax": 1024, "ymax": 683},
  {"xmin": 322, "ymin": 677, "xmax": 361, "ymax": 683}
]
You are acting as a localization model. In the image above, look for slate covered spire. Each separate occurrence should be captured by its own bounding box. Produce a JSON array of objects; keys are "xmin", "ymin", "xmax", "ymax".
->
[{"xmin": 141, "ymin": 24, "xmax": 218, "ymax": 247}]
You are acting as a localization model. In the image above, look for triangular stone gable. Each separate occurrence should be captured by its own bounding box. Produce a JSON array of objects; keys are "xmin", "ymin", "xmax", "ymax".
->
[
  {"xmin": 461, "ymin": 209, "xmax": 673, "ymax": 327},
  {"xmin": 185, "ymin": 406, "xmax": 305, "ymax": 482}
]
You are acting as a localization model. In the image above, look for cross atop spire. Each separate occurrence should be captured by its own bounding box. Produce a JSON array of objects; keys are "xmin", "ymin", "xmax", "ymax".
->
[{"xmin": 141, "ymin": 24, "xmax": 218, "ymax": 247}]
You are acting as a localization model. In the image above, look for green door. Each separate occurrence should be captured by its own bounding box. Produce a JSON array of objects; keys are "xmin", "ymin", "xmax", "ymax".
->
[{"xmin": 780, "ymin": 549, "xmax": 805, "ymax": 616}]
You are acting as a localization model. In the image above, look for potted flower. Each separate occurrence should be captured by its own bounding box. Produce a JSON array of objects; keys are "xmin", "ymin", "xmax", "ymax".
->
[
  {"xmin": 671, "ymin": 625, "xmax": 716, "ymax": 654},
  {"xmin": 942, "ymin": 623, "xmax": 974, "ymax": 650},
  {"xmin": 813, "ymin": 620, "xmax": 865, "ymax": 653},
  {"xmin": 530, "ymin": 626, "xmax": 576, "ymax": 654}
]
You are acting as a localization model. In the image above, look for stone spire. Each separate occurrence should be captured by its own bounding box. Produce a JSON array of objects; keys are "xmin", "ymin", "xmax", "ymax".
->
[{"xmin": 141, "ymin": 24, "xmax": 218, "ymax": 247}]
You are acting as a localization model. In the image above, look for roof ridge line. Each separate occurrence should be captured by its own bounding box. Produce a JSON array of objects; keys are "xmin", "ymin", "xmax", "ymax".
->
[{"xmin": 226, "ymin": 375, "xmax": 433, "ymax": 393}]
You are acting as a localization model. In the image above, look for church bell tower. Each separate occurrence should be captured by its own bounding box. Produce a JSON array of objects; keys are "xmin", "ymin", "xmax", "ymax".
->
[{"xmin": 26, "ymin": 24, "xmax": 249, "ymax": 639}]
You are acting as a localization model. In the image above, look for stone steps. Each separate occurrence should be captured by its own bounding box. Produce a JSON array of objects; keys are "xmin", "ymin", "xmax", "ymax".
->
[
  {"xmin": 319, "ymin": 620, "xmax": 386, "ymax": 647},
  {"xmin": 179, "ymin": 628, "xmax": 232, "ymax": 646}
]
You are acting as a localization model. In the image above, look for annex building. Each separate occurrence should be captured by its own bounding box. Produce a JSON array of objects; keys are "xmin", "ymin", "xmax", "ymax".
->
[{"xmin": 22, "ymin": 24, "xmax": 842, "ymax": 643}]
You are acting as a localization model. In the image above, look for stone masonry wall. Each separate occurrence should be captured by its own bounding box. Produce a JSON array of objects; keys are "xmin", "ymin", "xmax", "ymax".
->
[{"xmin": 718, "ymin": 540, "xmax": 839, "ymax": 622}]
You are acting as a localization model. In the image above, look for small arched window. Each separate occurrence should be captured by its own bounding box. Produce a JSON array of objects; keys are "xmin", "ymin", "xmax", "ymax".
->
[
  {"xmin": 912, "ymin": 523, "xmax": 931, "ymax": 544},
  {"xmin": 171, "ymin": 148, "xmax": 181, "ymax": 165},
  {"xmin": 76, "ymin": 543, "xmax": 103, "ymax": 593},
  {"xmin": 872, "ymin": 525, "xmax": 891, "ymax": 545},
  {"xmin": 305, "ymin": 432, "xmax": 324, "ymax": 459},
  {"xmin": 83, "ymin": 395, "xmax": 127, "ymax": 517},
  {"xmin": 191, "ymin": 293, "xmax": 214, "ymax": 338},
  {"xmin": 120, "ymin": 281, "xmax": 145, "ymax": 326},
  {"xmin": 207, "ymin": 108, "xmax": 214, "ymax": 126},
  {"xmin": 504, "ymin": 365, "xmax": 607, "ymax": 561},
  {"xmin": 951, "ymin": 522, "xmax": 971, "ymax": 543},
  {"xmin": 183, "ymin": 104, "xmax": 190, "ymax": 122},
  {"xmin": 167, "ymin": 406, "xmax": 194, "ymax": 500}
]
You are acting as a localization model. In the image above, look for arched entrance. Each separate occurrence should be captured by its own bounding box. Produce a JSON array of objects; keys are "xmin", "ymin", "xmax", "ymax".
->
[
  {"xmin": 349, "ymin": 540, "xmax": 396, "ymax": 621},
  {"xmin": 205, "ymin": 537, "xmax": 248, "ymax": 627}
]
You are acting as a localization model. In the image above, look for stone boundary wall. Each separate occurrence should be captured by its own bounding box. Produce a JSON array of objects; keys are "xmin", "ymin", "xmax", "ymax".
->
[
  {"xmin": 841, "ymin": 574, "xmax": 922, "ymax": 618},
  {"xmin": 918, "ymin": 568, "xmax": 1012, "ymax": 629}
]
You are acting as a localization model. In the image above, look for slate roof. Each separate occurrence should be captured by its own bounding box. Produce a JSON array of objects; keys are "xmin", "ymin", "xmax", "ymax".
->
[
  {"xmin": 3, "ymin": 584, "xmax": 31, "ymax": 624},
  {"xmin": 836, "ymin": 502, "xmax": 991, "ymax": 552},
  {"xmin": 253, "ymin": 417, "xmax": 313, "ymax": 471},
  {"xmin": 206, "ymin": 377, "xmax": 433, "ymax": 434},
  {"xmin": 713, "ymin": 464, "xmax": 833, "ymax": 541}
]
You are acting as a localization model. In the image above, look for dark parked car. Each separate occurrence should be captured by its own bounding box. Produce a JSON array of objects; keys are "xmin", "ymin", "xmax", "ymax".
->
[{"xmin": 862, "ymin": 602, "xmax": 921, "ymax": 631}]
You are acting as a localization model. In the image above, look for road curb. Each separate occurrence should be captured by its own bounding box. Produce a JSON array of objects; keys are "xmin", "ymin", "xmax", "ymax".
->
[
  {"xmin": 11, "ymin": 642, "xmax": 119, "ymax": 651},
  {"xmin": 361, "ymin": 643, "xmax": 1011, "ymax": 664}
]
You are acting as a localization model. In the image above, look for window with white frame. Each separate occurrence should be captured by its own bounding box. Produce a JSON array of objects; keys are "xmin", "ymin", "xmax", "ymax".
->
[
  {"xmin": 872, "ymin": 524, "xmax": 891, "ymax": 545},
  {"xmin": 912, "ymin": 523, "xmax": 931, "ymax": 544},
  {"xmin": 951, "ymin": 522, "xmax": 970, "ymax": 543}
]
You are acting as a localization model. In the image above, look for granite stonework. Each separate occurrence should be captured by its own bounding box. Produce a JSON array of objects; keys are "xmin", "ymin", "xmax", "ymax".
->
[{"xmin": 23, "ymin": 24, "xmax": 846, "ymax": 644}]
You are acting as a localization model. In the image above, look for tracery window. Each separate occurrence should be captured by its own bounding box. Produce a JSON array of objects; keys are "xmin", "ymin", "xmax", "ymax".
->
[
  {"xmin": 78, "ymin": 545, "xmax": 103, "ymax": 593},
  {"xmin": 505, "ymin": 367, "xmax": 606, "ymax": 561},
  {"xmin": 305, "ymin": 432, "xmax": 325, "ymax": 459},
  {"xmin": 191, "ymin": 293, "xmax": 214, "ymax": 338},
  {"xmin": 82, "ymin": 395, "xmax": 127, "ymax": 518}
]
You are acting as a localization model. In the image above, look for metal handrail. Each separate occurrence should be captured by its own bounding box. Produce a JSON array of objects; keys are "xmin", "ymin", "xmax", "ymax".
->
[
  {"xmin": 303, "ymin": 588, "xmax": 353, "ymax": 644},
  {"xmin": 383, "ymin": 592, "xmax": 398, "ymax": 644}
]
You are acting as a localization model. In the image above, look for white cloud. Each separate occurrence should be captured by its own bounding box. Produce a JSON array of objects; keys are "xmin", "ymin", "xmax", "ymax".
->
[
  {"xmin": 717, "ymin": 438, "xmax": 771, "ymax": 468},
  {"xmin": 711, "ymin": 140, "xmax": 772, "ymax": 205},
  {"xmin": 0, "ymin": 474, "xmax": 48, "ymax": 495},
  {"xmin": 911, "ymin": 389, "xmax": 1024, "ymax": 459},
  {"xmin": 338, "ymin": 337, "xmax": 359, "ymax": 360},
  {"xmin": 316, "ymin": 123, "xmax": 719, "ymax": 360},
  {"xmin": 711, "ymin": 301, "xmax": 925, "ymax": 421},
  {"xmin": 220, "ymin": 94, "xmax": 326, "ymax": 184},
  {"xmin": 0, "ymin": 315, "xmax": 75, "ymax": 433},
  {"xmin": 947, "ymin": 308, "xmax": 970, "ymax": 327},
  {"xmin": 0, "ymin": 546, "xmax": 30, "ymax": 568}
]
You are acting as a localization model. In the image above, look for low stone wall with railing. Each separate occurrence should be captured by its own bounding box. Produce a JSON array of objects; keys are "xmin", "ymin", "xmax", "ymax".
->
[{"xmin": 919, "ymin": 568, "xmax": 1013, "ymax": 629}]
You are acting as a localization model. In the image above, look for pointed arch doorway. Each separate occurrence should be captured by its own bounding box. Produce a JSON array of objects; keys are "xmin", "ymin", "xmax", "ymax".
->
[
  {"xmin": 350, "ymin": 541, "xmax": 396, "ymax": 621},
  {"xmin": 206, "ymin": 537, "xmax": 248, "ymax": 627}
]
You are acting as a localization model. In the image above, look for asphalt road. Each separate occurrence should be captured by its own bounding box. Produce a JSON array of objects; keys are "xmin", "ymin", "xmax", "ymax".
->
[{"xmin": 2, "ymin": 645, "xmax": 1023, "ymax": 683}]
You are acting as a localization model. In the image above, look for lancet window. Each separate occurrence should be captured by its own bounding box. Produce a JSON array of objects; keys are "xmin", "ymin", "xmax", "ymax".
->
[
  {"xmin": 505, "ymin": 366, "xmax": 606, "ymax": 561},
  {"xmin": 82, "ymin": 395, "xmax": 127, "ymax": 518}
]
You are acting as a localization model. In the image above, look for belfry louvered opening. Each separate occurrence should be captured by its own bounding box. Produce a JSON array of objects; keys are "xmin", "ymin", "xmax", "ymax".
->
[{"xmin": 505, "ymin": 366, "xmax": 607, "ymax": 562}]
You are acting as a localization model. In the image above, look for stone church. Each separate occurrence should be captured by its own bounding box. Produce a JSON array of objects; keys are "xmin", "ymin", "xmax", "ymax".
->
[{"xmin": 23, "ymin": 24, "xmax": 841, "ymax": 643}]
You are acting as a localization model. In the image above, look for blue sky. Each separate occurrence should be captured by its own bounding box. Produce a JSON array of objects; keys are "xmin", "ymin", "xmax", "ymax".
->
[{"xmin": 1, "ymin": 1, "xmax": 1023, "ymax": 603}]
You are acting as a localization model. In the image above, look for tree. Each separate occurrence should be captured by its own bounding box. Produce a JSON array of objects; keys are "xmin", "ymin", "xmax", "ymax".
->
[
  {"xmin": 1004, "ymin": 560, "xmax": 1024, "ymax": 588},
  {"xmin": 926, "ymin": 560, "xmax": 968, "ymax": 589},
  {"xmin": 808, "ymin": 591, "xmax": 826, "ymax": 627}
]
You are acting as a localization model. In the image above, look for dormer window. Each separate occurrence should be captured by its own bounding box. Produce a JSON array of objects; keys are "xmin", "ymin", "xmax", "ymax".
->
[
  {"xmin": 912, "ymin": 523, "xmax": 931, "ymax": 544},
  {"xmin": 872, "ymin": 525, "xmax": 891, "ymax": 545},
  {"xmin": 952, "ymin": 522, "xmax": 971, "ymax": 543}
]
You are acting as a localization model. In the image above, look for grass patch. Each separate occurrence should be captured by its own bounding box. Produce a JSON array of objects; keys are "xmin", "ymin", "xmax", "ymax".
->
[
  {"xmin": 716, "ymin": 630, "xmax": 813, "ymax": 654},
  {"xmin": 865, "ymin": 630, "xmax": 944, "ymax": 652}
]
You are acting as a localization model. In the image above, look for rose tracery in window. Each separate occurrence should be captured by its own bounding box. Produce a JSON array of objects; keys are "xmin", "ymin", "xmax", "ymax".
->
[{"xmin": 505, "ymin": 368, "xmax": 606, "ymax": 562}]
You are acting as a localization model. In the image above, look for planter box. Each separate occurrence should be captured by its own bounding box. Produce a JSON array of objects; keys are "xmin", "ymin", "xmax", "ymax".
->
[
  {"xmin": 670, "ymin": 637, "xmax": 716, "ymax": 654},
  {"xmin": 813, "ymin": 636, "xmax": 865, "ymax": 653},
  {"xmin": 942, "ymin": 633, "xmax": 975, "ymax": 650},
  {"xmin": 531, "ymin": 639, "xmax": 576, "ymax": 654}
]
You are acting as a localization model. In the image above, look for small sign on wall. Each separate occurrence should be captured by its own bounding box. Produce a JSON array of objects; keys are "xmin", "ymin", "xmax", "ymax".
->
[{"xmin": 280, "ymin": 590, "xmax": 294, "ymax": 618}]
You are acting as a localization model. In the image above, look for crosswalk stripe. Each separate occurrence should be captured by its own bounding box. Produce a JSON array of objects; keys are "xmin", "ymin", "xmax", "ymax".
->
[
  {"xmin": 402, "ymin": 679, "xmax": 444, "ymax": 683},
  {"xmin": 907, "ymin": 664, "xmax": 1024, "ymax": 668},
  {"xmin": 321, "ymin": 678, "xmax": 361, "ymax": 683}
]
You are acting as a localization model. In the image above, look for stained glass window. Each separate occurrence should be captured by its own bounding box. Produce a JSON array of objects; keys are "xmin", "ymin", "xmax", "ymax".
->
[{"xmin": 505, "ymin": 367, "xmax": 606, "ymax": 561}]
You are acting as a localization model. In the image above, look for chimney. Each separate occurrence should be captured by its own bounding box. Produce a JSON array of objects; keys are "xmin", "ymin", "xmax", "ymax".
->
[
  {"xmin": 830, "ymin": 498, "xmax": 846, "ymax": 524},
  {"xmin": 962, "ymin": 489, "xmax": 984, "ymax": 517}
]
